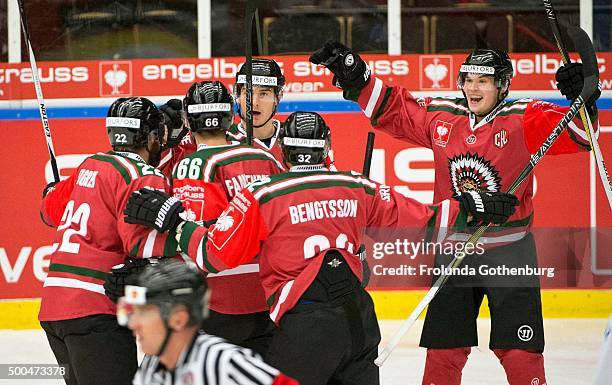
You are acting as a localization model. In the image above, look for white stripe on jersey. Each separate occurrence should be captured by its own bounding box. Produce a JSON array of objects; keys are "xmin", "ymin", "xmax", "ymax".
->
[
  {"xmin": 43, "ymin": 277, "xmax": 105, "ymax": 295},
  {"xmin": 364, "ymin": 77, "xmax": 383, "ymax": 118},
  {"xmin": 207, "ymin": 263, "xmax": 259, "ymax": 277},
  {"xmin": 106, "ymin": 153, "xmax": 140, "ymax": 180},
  {"xmin": 253, "ymin": 173, "xmax": 377, "ymax": 200},
  {"xmin": 202, "ymin": 147, "xmax": 283, "ymax": 182},
  {"xmin": 435, "ymin": 199, "xmax": 451, "ymax": 243},
  {"xmin": 428, "ymin": 98, "xmax": 470, "ymax": 112},
  {"xmin": 270, "ymin": 280, "xmax": 294, "ymax": 323},
  {"xmin": 143, "ymin": 230, "xmax": 159, "ymax": 259}
]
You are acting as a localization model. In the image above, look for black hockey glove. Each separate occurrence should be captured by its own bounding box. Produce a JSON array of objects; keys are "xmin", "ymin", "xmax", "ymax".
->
[
  {"xmin": 124, "ymin": 189, "xmax": 184, "ymax": 233},
  {"xmin": 160, "ymin": 99, "xmax": 187, "ymax": 149},
  {"xmin": 103, "ymin": 258, "xmax": 154, "ymax": 303},
  {"xmin": 310, "ymin": 41, "xmax": 371, "ymax": 92},
  {"xmin": 42, "ymin": 181, "xmax": 58, "ymax": 198},
  {"xmin": 556, "ymin": 62, "xmax": 601, "ymax": 112},
  {"xmin": 459, "ymin": 191, "xmax": 519, "ymax": 225}
]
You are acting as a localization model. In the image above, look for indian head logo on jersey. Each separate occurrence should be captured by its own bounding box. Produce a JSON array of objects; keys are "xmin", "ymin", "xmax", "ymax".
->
[
  {"xmin": 99, "ymin": 61, "xmax": 132, "ymax": 97},
  {"xmin": 494, "ymin": 128, "xmax": 509, "ymax": 149},
  {"xmin": 433, "ymin": 120, "xmax": 454, "ymax": 147},
  {"xmin": 420, "ymin": 55, "xmax": 453, "ymax": 90},
  {"xmin": 448, "ymin": 152, "xmax": 501, "ymax": 195}
]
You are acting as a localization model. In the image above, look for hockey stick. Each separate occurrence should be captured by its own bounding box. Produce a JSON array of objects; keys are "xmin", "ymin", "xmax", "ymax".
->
[
  {"xmin": 362, "ymin": 131, "xmax": 376, "ymax": 177},
  {"xmin": 244, "ymin": 0, "xmax": 257, "ymax": 146},
  {"xmin": 17, "ymin": 0, "xmax": 60, "ymax": 182},
  {"xmin": 543, "ymin": 0, "xmax": 612, "ymax": 209},
  {"xmin": 375, "ymin": 25, "xmax": 600, "ymax": 366}
]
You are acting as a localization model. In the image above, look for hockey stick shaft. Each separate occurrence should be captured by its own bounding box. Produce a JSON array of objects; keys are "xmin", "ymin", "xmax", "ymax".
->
[
  {"xmin": 362, "ymin": 132, "xmax": 375, "ymax": 177},
  {"xmin": 244, "ymin": 0, "xmax": 256, "ymax": 146},
  {"xmin": 17, "ymin": 0, "xmax": 59, "ymax": 182},
  {"xmin": 542, "ymin": 0, "xmax": 612, "ymax": 209},
  {"xmin": 375, "ymin": 25, "xmax": 599, "ymax": 367}
]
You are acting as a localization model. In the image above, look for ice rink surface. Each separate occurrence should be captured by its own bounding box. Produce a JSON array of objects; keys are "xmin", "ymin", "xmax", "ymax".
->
[{"xmin": 0, "ymin": 318, "xmax": 608, "ymax": 385}]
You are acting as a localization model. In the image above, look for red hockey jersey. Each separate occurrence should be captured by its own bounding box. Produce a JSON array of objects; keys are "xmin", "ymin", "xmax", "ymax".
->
[
  {"xmin": 227, "ymin": 119, "xmax": 337, "ymax": 170},
  {"xmin": 357, "ymin": 77, "xmax": 598, "ymax": 245},
  {"xmin": 172, "ymin": 143, "xmax": 284, "ymax": 314},
  {"xmin": 177, "ymin": 168, "xmax": 464, "ymax": 324},
  {"xmin": 157, "ymin": 131, "xmax": 198, "ymax": 179},
  {"xmin": 39, "ymin": 151, "xmax": 178, "ymax": 321},
  {"xmin": 226, "ymin": 120, "xmax": 285, "ymax": 163}
]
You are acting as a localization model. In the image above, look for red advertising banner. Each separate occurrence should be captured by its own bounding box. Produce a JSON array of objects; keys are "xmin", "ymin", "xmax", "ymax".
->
[{"xmin": 1, "ymin": 52, "xmax": 611, "ymax": 100}]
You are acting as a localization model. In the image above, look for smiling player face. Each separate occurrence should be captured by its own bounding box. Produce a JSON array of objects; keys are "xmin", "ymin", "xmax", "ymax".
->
[{"xmin": 461, "ymin": 74, "xmax": 504, "ymax": 117}]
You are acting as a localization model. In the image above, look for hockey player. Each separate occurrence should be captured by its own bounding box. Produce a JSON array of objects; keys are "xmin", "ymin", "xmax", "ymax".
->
[
  {"xmin": 123, "ymin": 111, "xmax": 519, "ymax": 385},
  {"xmin": 309, "ymin": 41, "xmax": 600, "ymax": 385},
  {"xmin": 123, "ymin": 259, "xmax": 298, "ymax": 385},
  {"xmin": 39, "ymin": 97, "xmax": 181, "ymax": 385},
  {"xmin": 173, "ymin": 80, "xmax": 284, "ymax": 355},
  {"xmin": 227, "ymin": 58, "xmax": 286, "ymax": 161}
]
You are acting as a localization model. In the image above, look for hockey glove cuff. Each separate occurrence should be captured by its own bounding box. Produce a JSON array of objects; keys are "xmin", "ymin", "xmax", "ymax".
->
[
  {"xmin": 459, "ymin": 191, "xmax": 519, "ymax": 225},
  {"xmin": 310, "ymin": 41, "xmax": 371, "ymax": 92},
  {"xmin": 104, "ymin": 258, "xmax": 155, "ymax": 303},
  {"xmin": 124, "ymin": 188, "xmax": 184, "ymax": 233}
]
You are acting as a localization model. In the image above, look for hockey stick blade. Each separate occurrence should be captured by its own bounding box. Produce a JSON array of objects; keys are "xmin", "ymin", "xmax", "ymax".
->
[
  {"xmin": 542, "ymin": 1, "xmax": 611, "ymax": 209},
  {"xmin": 375, "ymin": 25, "xmax": 600, "ymax": 367}
]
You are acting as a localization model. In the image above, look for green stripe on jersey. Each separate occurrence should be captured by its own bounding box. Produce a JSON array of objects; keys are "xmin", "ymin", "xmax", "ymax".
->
[
  {"xmin": 49, "ymin": 263, "xmax": 108, "ymax": 281},
  {"xmin": 426, "ymin": 105, "xmax": 469, "ymax": 116},
  {"xmin": 179, "ymin": 221, "xmax": 200, "ymax": 254},
  {"xmin": 371, "ymin": 87, "xmax": 393, "ymax": 126},
  {"xmin": 91, "ymin": 154, "xmax": 132, "ymax": 184},
  {"xmin": 258, "ymin": 179, "xmax": 376, "ymax": 205},
  {"xmin": 425, "ymin": 205, "xmax": 439, "ymax": 243},
  {"xmin": 209, "ymin": 153, "xmax": 276, "ymax": 181}
]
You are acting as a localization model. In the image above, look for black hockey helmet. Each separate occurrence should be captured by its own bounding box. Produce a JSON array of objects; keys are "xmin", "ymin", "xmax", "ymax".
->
[
  {"xmin": 234, "ymin": 58, "xmax": 285, "ymax": 98},
  {"xmin": 279, "ymin": 111, "xmax": 331, "ymax": 166},
  {"xmin": 106, "ymin": 97, "xmax": 164, "ymax": 149},
  {"xmin": 119, "ymin": 259, "xmax": 209, "ymax": 327},
  {"xmin": 184, "ymin": 81, "xmax": 234, "ymax": 133},
  {"xmin": 457, "ymin": 49, "xmax": 513, "ymax": 99}
]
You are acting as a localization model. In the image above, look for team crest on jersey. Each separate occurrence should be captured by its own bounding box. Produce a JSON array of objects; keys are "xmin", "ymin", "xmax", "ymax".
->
[
  {"xmin": 448, "ymin": 152, "xmax": 501, "ymax": 195},
  {"xmin": 433, "ymin": 120, "xmax": 454, "ymax": 147}
]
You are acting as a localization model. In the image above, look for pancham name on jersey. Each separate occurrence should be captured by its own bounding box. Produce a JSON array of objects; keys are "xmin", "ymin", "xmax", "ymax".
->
[{"xmin": 289, "ymin": 199, "xmax": 358, "ymax": 224}]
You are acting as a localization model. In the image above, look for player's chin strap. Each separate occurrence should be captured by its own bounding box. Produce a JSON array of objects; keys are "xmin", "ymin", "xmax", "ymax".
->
[
  {"xmin": 156, "ymin": 319, "xmax": 174, "ymax": 357},
  {"xmin": 240, "ymin": 103, "xmax": 277, "ymax": 129}
]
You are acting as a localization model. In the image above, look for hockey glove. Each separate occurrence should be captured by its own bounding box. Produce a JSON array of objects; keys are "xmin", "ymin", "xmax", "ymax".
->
[
  {"xmin": 459, "ymin": 191, "xmax": 519, "ymax": 225},
  {"xmin": 556, "ymin": 62, "xmax": 601, "ymax": 113},
  {"xmin": 160, "ymin": 99, "xmax": 187, "ymax": 149},
  {"xmin": 104, "ymin": 258, "xmax": 155, "ymax": 303},
  {"xmin": 124, "ymin": 188, "xmax": 184, "ymax": 233},
  {"xmin": 310, "ymin": 41, "xmax": 371, "ymax": 92}
]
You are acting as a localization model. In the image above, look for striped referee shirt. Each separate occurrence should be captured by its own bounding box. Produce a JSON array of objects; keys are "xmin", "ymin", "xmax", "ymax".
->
[{"xmin": 133, "ymin": 332, "xmax": 284, "ymax": 385}]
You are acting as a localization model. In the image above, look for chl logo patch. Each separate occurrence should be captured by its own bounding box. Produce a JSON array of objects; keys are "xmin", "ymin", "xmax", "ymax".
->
[
  {"xmin": 433, "ymin": 120, "xmax": 454, "ymax": 147},
  {"xmin": 465, "ymin": 134, "xmax": 477, "ymax": 145},
  {"xmin": 517, "ymin": 325, "xmax": 534, "ymax": 342},
  {"xmin": 495, "ymin": 128, "xmax": 509, "ymax": 149}
]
